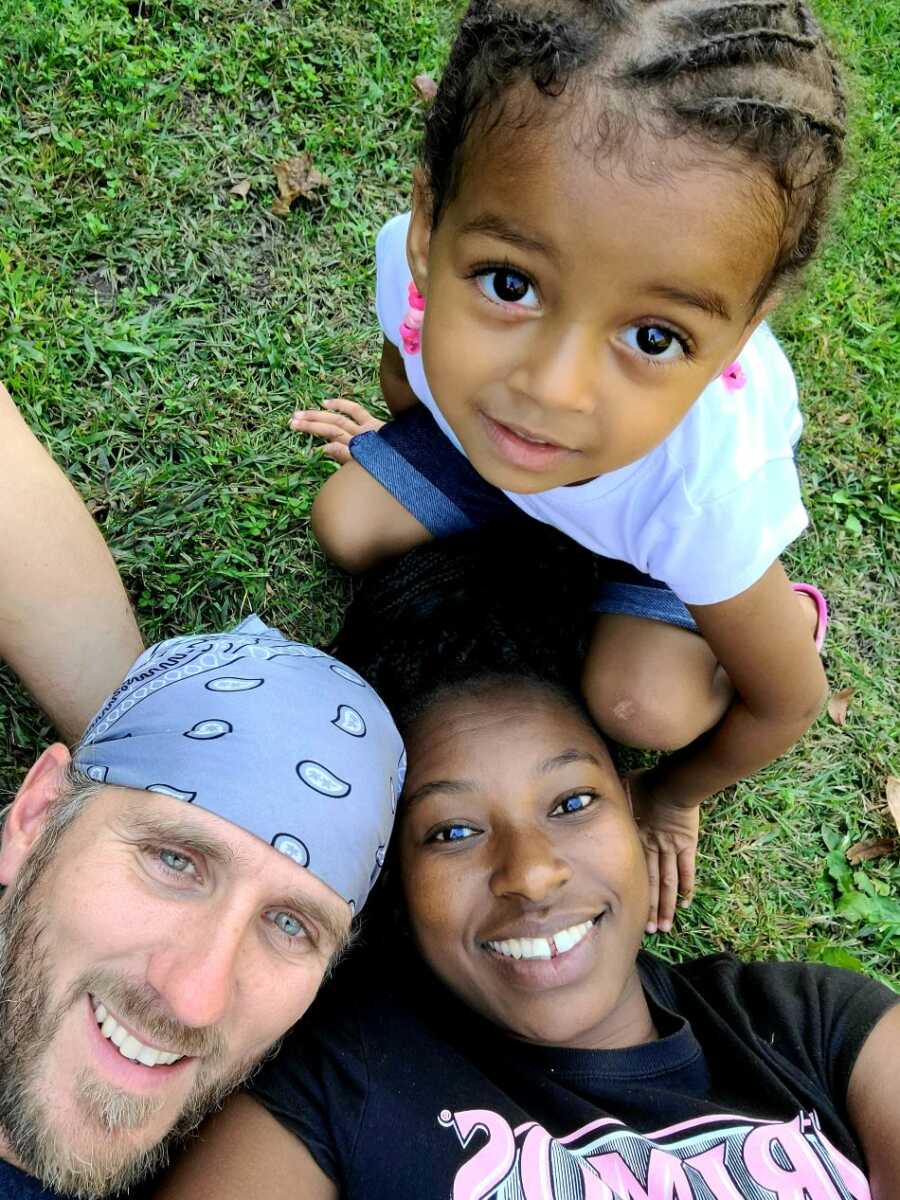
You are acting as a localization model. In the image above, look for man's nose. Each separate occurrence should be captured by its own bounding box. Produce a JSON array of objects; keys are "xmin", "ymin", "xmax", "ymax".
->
[
  {"xmin": 146, "ymin": 912, "xmax": 245, "ymax": 1029},
  {"xmin": 508, "ymin": 323, "xmax": 598, "ymax": 416},
  {"xmin": 489, "ymin": 827, "xmax": 572, "ymax": 904}
]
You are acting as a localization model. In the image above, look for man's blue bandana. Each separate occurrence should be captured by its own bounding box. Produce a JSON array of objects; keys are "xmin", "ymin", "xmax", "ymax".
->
[{"xmin": 75, "ymin": 617, "xmax": 405, "ymax": 913}]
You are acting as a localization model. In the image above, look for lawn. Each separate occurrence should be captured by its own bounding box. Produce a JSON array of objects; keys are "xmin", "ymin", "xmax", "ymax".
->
[{"xmin": 0, "ymin": 0, "xmax": 897, "ymax": 984}]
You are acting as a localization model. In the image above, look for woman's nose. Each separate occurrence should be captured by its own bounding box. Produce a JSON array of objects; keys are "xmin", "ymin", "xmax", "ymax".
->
[
  {"xmin": 489, "ymin": 828, "xmax": 572, "ymax": 904},
  {"xmin": 508, "ymin": 323, "xmax": 598, "ymax": 416}
]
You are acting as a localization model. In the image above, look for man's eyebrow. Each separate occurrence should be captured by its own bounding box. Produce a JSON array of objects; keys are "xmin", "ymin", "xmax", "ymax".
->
[
  {"xmin": 458, "ymin": 213, "xmax": 556, "ymax": 261},
  {"xmin": 119, "ymin": 809, "xmax": 239, "ymax": 867},
  {"xmin": 537, "ymin": 749, "xmax": 603, "ymax": 775},
  {"xmin": 646, "ymin": 284, "xmax": 732, "ymax": 322},
  {"xmin": 403, "ymin": 778, "xmax": 476, "ymax": 809}
]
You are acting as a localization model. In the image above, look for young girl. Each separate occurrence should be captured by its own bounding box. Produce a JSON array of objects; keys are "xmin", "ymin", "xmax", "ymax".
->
[{"xmin": 290, "ymin": 0, "xmax": 846, "ymax": 933}]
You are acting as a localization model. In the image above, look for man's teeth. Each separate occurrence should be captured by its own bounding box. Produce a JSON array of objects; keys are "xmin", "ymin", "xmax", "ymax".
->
[
  {"xmin": 487, "ymin": 919, "xmax": 595, "ymax": 961},
  {"xmin": 91, "ymin": 998, "xmax": 183, "ymax": 1067}
]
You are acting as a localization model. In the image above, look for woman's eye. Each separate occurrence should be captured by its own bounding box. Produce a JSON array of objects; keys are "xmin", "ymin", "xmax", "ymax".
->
[
  {"xmin": 430, "ymin": 823, "xmax": 478, "ymax": 844},
  {"xmin": 622, "ymin": 324, "xmax": 687, "ymax": 362},
  {"xmin": 476, "ymin": 268, "xmax": 539, "ymax": 310},
  {"xmin": 550, "ymin": 792, "xmax": 596, "ymax": 817},
  {"xmin": 159, "ymin": 848, "xmax": 195, "ymax": 875},
  {"xmin": 268, "ymin": 910, "xmax": 308, "ymax": 940}
]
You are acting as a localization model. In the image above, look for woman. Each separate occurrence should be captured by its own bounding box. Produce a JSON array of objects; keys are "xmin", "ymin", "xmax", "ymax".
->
[{"xmin": 160, "ymin": 529, "xmax": 900, "ymax": 1199}]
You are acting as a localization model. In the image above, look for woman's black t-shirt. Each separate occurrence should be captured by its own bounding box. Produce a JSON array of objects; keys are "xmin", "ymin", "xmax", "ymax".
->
[{"xmin": 250, "ymin": 947, "xmax": 896, "ymax": 1199}]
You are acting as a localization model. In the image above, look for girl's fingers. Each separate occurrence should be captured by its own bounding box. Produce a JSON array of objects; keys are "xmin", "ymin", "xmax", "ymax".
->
[
  {"xmin": 656, "ymin": 847, "xmax": 679, "ymax": 933},
  {"xmin": 677, "ymin": 845, "xmax": 696, "ymax": 908},
  {"xmin": 323, "ymin": 397, "xmax": 374, "ymax": 422},
  {"xmin": 643, "ymin": 844, "xmax": 660, "ymax": 934},
  {"xmin": 322, "ymin": 442, "xmax": 352, "ymax": 464}
]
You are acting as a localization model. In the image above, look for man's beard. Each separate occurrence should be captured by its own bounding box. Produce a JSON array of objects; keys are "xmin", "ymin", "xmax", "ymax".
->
[{"xmin": 0, "ymin": 828, "xmax": 272, "ymax": 1198}]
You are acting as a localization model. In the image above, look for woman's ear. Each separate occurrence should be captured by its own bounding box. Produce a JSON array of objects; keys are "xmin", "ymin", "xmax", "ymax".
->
[
  {"xmin": 0, "ymin": 744, "xmax": 71, "ymax": 886},
  {"xmin": 407, "ymin": 167, "xmax": 434, "ymax": 296}
]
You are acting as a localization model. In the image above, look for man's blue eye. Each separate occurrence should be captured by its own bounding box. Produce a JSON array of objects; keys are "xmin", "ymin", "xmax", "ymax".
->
[
  {"xmin": 272, "ymin": 911, "xmax": 305, "ymax": 938},
  {"xmin": 160, "ymin": 849, "xmax": 192, "ymax": 873}
]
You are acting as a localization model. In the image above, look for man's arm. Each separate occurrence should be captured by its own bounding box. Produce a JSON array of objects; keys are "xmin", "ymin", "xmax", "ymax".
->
[
  {"xmin": 156, "ymin": 1094, "xmax": 337, "ymax": 1200},
  {"xmin": 0, "ymin": 382, "xmax": 143, "ymax": 740},
  {"xmin": 847, "ymin": 1004, "xmax": 900, "ymax": 1197}
]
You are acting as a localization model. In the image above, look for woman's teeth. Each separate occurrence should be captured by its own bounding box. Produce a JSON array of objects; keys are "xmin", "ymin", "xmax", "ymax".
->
[
  {"xmin": 91, "ymin": 996, "xmax": 183, "ymax": 1067},
  {"xmin": 486, "ymin": 918, "xmax": 595, "ymax": 961}
]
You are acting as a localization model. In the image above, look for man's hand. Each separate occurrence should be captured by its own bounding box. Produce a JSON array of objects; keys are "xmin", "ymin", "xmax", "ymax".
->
[
  {"xmin": 289, "ymin": 398, "xmax": 385, "ymax": 464},
  {"xmin": 626, "ymin": 769, "xmax": 699, "ymax": 935}
]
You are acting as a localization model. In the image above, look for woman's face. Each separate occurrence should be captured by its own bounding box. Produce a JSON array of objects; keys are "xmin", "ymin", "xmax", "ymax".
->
[{"xmin": 398, "ymin": 685, "xmax": 653, "ymax": 1050}]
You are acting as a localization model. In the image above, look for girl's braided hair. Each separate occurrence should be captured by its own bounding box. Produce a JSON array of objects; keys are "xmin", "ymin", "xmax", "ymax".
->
[
  {"xmin": 330, "ymin": 522, "xmax": 600, "ymax": 733},
  {"xmin": 423, "ymin": 0, "xmax": 847, "ymax": 306}
]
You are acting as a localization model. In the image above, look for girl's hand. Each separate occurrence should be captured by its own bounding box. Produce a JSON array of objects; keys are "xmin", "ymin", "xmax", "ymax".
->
[
  {"xmin": 625, "ymin": 769, "xmax": 699, "ymax": 935},
  {"xmin": 289, "ymin": 398, "xmax": 385, "ymax": 464}
]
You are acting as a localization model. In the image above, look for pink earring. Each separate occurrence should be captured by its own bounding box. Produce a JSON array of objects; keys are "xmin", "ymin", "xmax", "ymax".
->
[
  {"xmin": 721, "ymin": 361, "xmax": 746, "ymax": 391},
  {"xmin": 399, "ymin": 282, "xmax": 426, "ymax": 355}
]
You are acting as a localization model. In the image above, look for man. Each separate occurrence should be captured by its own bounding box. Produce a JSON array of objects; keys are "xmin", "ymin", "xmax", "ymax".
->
[{"xmin": 0, "ymin": 617, "xmax": 403, "ymax": 1199}]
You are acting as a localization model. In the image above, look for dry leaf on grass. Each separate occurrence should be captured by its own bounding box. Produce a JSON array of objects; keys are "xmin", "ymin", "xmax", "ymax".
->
[
  {"xmin": 846, "ymin": 839, "xmax": 896, "ymax": 865},
  {"xmin": 826, "ymin": 686, "xmax": 854, "ymax": 726},
  {"xmin": 835, "ymin": 413, "xmax": 852, "ymax": 424},
  {"xmin": 887, "ymin": 776, "xmax": 900, "ymax": 834},
  {"xmin": 413, "ymin": 73, "xmax": 438, "ymax": 103},
  {"xmin": 229, "ymin": 179, "xmax": 252, "ymax": 198},
  {"xmin": 271, "ymin": 154, "xmax": 330, "ymax": 216}
]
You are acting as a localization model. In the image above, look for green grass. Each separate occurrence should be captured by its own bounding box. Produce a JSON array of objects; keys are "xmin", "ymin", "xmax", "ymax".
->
[{"xmin": 0, "ymin": 0, "xmax": 897, "ymax": 984}]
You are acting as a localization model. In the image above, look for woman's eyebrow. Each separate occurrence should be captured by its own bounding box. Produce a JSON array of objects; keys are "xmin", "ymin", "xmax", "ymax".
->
[
  {"xmin": 403, "ymin": 778, "xmax": 476, "ymax": 809},
  {"xmin": 537, "ymin": 749, "xmax": 603, "ymax": 775}
]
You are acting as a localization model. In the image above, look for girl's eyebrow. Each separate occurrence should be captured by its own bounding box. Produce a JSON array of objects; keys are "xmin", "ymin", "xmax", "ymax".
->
[
  {"xmin": 458, "ymin": 212, "xmax": 556, "ymax": 261},
  {"xmin": 646, "ymin": 283, "xmax": 731, "ymax": 322}
]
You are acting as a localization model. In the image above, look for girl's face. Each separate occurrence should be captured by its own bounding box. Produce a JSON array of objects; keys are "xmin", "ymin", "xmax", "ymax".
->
[
  {"xmin": 407, "ymin": 113, "xmax": 781, "ymax": 493},
  {"xmin": 398, "ymin": 686, "xmax": 654, "ymax": 1050}
]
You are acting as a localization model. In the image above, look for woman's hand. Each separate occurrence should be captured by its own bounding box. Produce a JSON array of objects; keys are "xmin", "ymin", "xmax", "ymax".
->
[
  {"xmin": 625, "ymin": 769, "xmax": 699, "ymax": 935},
  {"xmin": 289, "ymin": 398, "xmax": 385, "ymax": 464}
]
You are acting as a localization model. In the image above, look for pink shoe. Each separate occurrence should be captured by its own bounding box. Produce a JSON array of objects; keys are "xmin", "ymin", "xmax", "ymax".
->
[{"xmin": 792, "ymin": 583, "xmax": 828, "ymax": 651}]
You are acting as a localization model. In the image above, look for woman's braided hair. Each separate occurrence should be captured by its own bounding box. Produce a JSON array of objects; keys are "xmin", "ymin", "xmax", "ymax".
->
[
  {"xmin": 423, "ymin": 0, "xmax": 847, "ymax": 305},
  {"xmin": 330, "ymin": 521, "xmax": 600, "ymax": 734}
]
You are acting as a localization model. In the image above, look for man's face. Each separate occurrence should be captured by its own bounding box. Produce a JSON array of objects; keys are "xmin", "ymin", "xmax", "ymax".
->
[{"xmin": 0, "ymin": 762, "xmax": 350, "ymax": 1197}]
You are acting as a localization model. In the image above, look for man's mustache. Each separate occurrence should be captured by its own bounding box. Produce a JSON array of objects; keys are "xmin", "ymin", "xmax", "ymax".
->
[{"xmin": 69, "ymin": 969, "xmax": 227, "ymax": 1062}]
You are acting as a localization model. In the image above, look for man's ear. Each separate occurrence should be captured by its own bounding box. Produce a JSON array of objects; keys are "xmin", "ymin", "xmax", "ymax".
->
[
  {"xmin": 407, "ymin": 167, "xmax": 434, "ymax": 297},
  {"xmin": 0, "ymin": 744, "xmax": 71, "ymax": 886}
]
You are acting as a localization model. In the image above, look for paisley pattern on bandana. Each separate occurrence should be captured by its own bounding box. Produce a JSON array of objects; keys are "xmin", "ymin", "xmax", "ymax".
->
[{"xmin": 75, "ymin": 616, "xmax": 405, "ymax": 911}]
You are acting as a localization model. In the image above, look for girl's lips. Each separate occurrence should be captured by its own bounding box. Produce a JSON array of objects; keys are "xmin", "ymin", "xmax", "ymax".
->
[{"xmin": 479, "ymin": 411, "xmax": 575, "ymax": 473}]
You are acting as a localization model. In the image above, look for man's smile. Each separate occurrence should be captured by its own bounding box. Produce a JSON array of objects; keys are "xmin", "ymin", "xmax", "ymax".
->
[{"xmin": 84, "ymin": 995, "xmax": 194, "ymax": 1095}]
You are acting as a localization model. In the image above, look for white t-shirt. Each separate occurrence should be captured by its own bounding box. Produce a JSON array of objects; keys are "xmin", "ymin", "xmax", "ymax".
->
[{"xmin": 375, "ymin": 213, "xmax": 808, "ymax": 606}]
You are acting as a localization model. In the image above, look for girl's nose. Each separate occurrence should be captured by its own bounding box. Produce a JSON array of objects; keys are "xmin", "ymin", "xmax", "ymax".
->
[
  {"xmin": 508, "ymin": 323, "xmax": 597, "ymax": 416},
  {"xmin": 489, "ymin": 828, "xmax": 572, "ymax": 904}
]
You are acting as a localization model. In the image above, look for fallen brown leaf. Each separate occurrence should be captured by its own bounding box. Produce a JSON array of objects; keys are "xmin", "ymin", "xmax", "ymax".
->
[
  {"xmin": 229, "ymin": 179, "xmax": 252, "ymax": 198},
  {"xmin": 887, "ymin": 776, "xmax": 900, "ymax": 834},
  {"xmin": 271, "ymin": 154, "xmax": 330, "ymax": 216},
  {"xmin": 846, "ymin": 838, "xmax": 896, "ymax": 865},
  {"xmin": 827, "ymin": 686, "xmax": 854, "ymax": 726},
  {"xmin": 413, "ymin": 73, "xmax": 438, "ymax": 103},
  {"xmin": 835, "ymin": 413, "xmax": 852, "ymax": 424}
]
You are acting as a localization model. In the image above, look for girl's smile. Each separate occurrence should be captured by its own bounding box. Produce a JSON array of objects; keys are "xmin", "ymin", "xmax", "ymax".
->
[{"xmin": 407, "ymin": 111, "xmax": 781, "ymax": 494}]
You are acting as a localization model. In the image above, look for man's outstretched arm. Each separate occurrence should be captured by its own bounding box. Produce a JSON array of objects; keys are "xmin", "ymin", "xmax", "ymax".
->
[{"xmin": 0, "ymin": 381, "xmax": 143, "ymax": 741}]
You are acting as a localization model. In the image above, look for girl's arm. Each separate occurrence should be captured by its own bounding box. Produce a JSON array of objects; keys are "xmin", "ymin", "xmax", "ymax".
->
[
  {"xmin": 642, "ymin": 559, "xmax": 828, "ymax": 808},
  {"xmin": 847, "ymin": 1005, "xmax": 900, "ymax": 1196},
  {"xmin": 155, "ymin": 1093, "xmax": 338, "ymax": 1200},
  {"xmin": 0, "ymin": 382, "xmax": 143, "ymax": 741}
]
